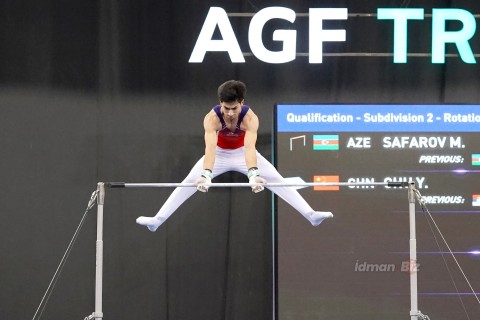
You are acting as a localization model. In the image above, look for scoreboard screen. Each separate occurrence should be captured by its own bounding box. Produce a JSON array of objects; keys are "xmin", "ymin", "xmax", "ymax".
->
[{"xmin": 274, "ymin": 104, "xmax": 480, "ymax": 320}]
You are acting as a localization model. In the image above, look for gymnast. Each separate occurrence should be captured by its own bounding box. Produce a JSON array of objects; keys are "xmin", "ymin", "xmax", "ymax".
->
[{"xmin": 136, "ymin": 80, "xmax": 333, "ymax": 231}]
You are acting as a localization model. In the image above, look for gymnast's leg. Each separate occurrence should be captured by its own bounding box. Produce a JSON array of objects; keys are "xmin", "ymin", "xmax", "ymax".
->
[
  {"xmin": 135, "ymin": 158, "xmax": 204, "ymax": 231},
  {"xmin": 255, "ymin": 152, "xmax": 333, "ymax": 226},
  {"xmin": 136, "ymin": 150, "xmax": 231, "ymax": 231}
]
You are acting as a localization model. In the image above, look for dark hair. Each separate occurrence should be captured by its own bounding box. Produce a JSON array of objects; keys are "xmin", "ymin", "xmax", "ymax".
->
[{"xmin": 217, "ymin": 80, "xmax": 247, "ymax": 103}]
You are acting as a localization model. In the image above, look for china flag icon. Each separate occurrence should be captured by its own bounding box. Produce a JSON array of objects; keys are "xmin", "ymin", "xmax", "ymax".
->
[
  {"xmin": 473, "ymin": 195, "xmax": 480, "ymax": 207},
  {"xmin": 313, "ymin": 175, "xmax": 340, "ymax": 191}
]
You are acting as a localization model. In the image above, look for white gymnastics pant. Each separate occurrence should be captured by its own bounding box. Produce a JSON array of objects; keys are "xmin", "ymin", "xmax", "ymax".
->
[{"xmin": 152, "ymin": 147, "xmax": 318, "ymax": 224}]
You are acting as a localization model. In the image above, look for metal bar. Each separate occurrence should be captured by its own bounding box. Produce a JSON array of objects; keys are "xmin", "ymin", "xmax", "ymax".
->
[
  {"xmin": 408, "ymin": 182, "xmax": 419, "ymax": 320},
  {"xmin": 107, "ymin": 182, "xmax": 409, "ymax": 188},
  {"xmin": 94, "ymin": 183, "xmax": 105, "ymax": 320}
]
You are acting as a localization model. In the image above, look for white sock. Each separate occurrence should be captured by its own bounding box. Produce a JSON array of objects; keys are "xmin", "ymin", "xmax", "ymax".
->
[
  {"xmin": 136, "ymin": 216, "xmax": 164, "ymax": 232},
  {"xmin": 308, "ymin": 211, "xmax": 333, "ymax": 226}
]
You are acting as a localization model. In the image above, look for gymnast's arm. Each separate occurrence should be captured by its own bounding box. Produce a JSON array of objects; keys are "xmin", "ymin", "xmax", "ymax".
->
[
  {"xmin": 243, "ymin": 110, "xmax": 266, "ymax": 192},
  {"xmin": 195, "ymin": 111, "xmax": 219, "ymax": 192},
  {"xmin": 243, "ymin": 110, "xmax": 259, "ymax": 169},
  {"xmin": 202, "ymin": 111, "xmax": 218, "ymax": 171}
]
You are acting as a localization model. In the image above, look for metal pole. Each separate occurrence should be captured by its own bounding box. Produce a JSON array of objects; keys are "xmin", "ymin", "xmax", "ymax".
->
[
  {"xmin": 408, "ymin": 182, "xmax": 418, "ymax": 320},
  {"xmin": 107, "ymin": 181, "xmax": 408, "ymax": 188},
  {"xmin": 94, "ymin": 182, "xmax": 105, "ymax": 319}
]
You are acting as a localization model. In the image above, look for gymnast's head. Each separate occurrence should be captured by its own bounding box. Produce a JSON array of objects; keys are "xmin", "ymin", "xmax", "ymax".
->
[{"xmin": 218, "ymin": 80, "xmax": 246, "ymax": 103}]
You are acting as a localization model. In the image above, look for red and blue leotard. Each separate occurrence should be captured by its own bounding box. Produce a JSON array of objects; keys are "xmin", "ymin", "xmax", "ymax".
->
[{"xmin": 213, "ymin": 105, "xmax": 250, "ymax": 149}]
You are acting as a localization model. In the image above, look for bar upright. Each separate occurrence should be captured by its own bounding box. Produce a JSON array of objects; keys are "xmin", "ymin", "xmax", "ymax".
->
[
  {"xmin": 94, "ymin": 182, "xmax": 105, "ymax": 319},
  {"xmin": 408, "ymin": 182, "xmax": 418, "ymax": 320}
]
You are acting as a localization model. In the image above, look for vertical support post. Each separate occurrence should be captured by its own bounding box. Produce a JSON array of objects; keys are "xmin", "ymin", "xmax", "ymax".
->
[
  {"xmin": 95, "ymin": 182, "xmax": 105, "ymax": 319},
  {"xmin": 408, "ymin": 182, "xmax": 418, "ymax": 320}
]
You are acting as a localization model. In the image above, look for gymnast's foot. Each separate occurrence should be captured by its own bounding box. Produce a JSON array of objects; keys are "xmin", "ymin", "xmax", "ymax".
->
[
  {"xmin": 136, "ymin": 216, "xmax": 164, "ymax": 232},
  {"xmin": 309, "ymin": 211, "xmax": 333, "ymax": 226}
]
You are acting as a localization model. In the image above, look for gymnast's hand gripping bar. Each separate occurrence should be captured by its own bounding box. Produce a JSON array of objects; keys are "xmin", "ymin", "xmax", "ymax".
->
[{"xmin": 106, "ymin": 181, "xmax": 410, "ymax": 188}]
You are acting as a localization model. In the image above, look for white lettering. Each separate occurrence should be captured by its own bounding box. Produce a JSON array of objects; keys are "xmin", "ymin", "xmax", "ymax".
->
[
  {"xmin": 346, "ymin": 137, "xmax": 371, "ymax": 148},
  {"xmin": 309, "ymin": 8, "xmax": 348, "ymax": 63},
  {"xmin": 189, "ymin": 7, "xmax": 244, "ymax": 63},
  {"xmin": 383, "ymin": 136, "xmax": 447, "ymax": 149},
  {"xmin": 449, "ymin": 136, "xmax": 463, "ymax": 148},
  {"xmin": 418, "ymin": 155, "xmax": 464, "ymax": 164},
  {"xmin": 248, "ymin": 7, "xmax": 296, "ymax": 63},
  {"xmin": 347, "ymin": 177, "xmax": 375, "ymax": 189},
  {"xmin": 421, "ymin": 195, "xmax": 465, "ymax": 204},
  {"xmin": 364, "ymin": 113, "xmax": 425, "ymax": 123},
  {"xmin": 444, "ymin": 113, "xmax": 480, "ymax": 122},
  {"xmin": 286, "ymin": 112, "xmax": 353, "ymax": 123}
]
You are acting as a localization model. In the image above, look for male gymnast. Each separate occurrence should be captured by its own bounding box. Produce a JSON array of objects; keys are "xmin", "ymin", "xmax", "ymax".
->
[{"xmin": 136, "ymin": 80, "xmax": 333, "ymax": 231}]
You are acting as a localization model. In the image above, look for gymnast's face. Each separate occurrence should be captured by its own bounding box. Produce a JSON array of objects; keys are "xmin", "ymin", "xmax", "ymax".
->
[{"xmin": 220, "ymin": 100, "xmax": 244, "ymax": 122}]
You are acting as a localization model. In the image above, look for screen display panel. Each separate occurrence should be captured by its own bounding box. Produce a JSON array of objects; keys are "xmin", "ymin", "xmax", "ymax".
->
[{"xmin": 274, "ymin": 104, "xmax": 480, "ymax": 320}]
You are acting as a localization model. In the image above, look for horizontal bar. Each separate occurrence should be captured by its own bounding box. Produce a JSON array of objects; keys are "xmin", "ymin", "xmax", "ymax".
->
[{"xmin": 106, "ymin": 182, "xmax": 409, "ymax": 188}]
